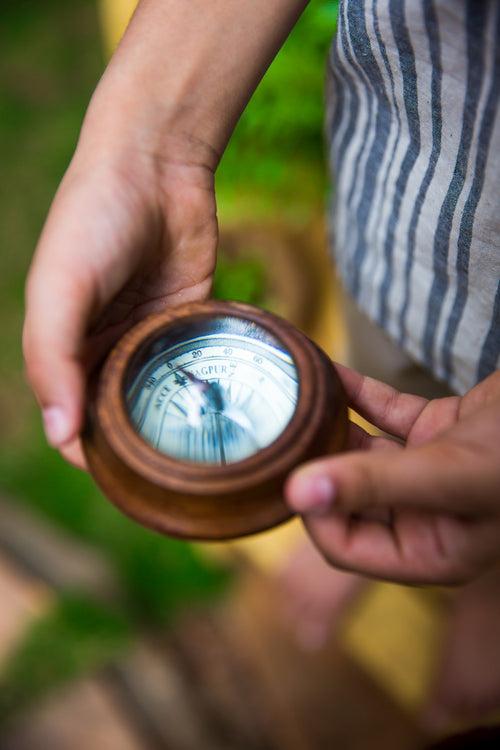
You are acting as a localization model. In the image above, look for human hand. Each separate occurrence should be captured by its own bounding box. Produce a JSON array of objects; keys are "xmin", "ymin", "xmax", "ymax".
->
[
  {"xmin": 285, "ymin": 366, "xmax": 500, "ymax": 585},
  {"xmin": 23, "ymin": 135, "xmax": 218, "ymax": 468},
  {"xmin": 22, "ymin": 0, "xmax": 310, "ymax": 470}
]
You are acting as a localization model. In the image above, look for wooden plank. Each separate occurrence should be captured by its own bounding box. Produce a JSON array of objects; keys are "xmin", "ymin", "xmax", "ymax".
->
[
  {"xmin": 0, "ymin": 551, "xmax": 50, "ymax": 669},
  {"xmin": 0, "ymin": 495, "xmax": 120, "ymax": 603},
  {"xmin": 214, "ymin": 569, "xmax": 423, "ymax": 750},
  {"xmin": 1, "ymin": 678, "xmax": 147, "ymax": 750}
]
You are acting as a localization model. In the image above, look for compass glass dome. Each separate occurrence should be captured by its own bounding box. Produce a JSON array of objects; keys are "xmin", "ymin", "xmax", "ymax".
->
[{"xmin": 124, "ymin": 316, "xmax": 299, "ymax": 465}]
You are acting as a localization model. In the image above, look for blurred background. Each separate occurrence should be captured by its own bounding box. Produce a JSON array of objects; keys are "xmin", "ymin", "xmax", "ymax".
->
[{"xmin": 0, "ymin": 1, "xmax": 448, "ymax": 748}]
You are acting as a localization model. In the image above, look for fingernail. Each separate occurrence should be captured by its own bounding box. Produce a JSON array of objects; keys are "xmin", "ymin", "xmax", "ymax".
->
[
  {"xmin": 42, "ymin": 406, "xmax": 71, "ymax": 446},
  {"xmin": 287, "ymin": 472, "xmax": 336, "ymax": 514}
]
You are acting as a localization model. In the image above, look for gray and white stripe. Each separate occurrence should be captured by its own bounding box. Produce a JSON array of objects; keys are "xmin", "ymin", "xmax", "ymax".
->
[{"xmin": 327, "ymin": 0, "xmax": 500, "ymax": 393}]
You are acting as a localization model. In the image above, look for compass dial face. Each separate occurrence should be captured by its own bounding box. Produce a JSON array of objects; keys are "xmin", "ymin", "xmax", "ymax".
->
[{"xmin": 124, "ymin": 316, "xmax": 299, "ymax": 465}]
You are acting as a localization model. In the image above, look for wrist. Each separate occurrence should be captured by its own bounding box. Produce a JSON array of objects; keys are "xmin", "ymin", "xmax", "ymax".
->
[
  {"xmin": 76, "ymin": 80, "xmax": 220, "ymax": 178},
  {"xmin": 74, "ymin": 0, "xmax": 308, "ymax": 175}
]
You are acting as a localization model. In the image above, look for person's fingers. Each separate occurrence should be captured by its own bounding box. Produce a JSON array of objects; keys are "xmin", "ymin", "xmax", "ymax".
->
[
  {"xmin": 346, "ymin": 420, "xmax": 402, "ymax": 453},
  {"xmin": 285, "ymin": 433, "xmax": 495, "ymax": 518},
  {"xmin": 302, "ymin": 509, "xmax": 500, "ymax": 585},
  {"xmin": 335, "ymin": 363, "xmax": 434, "ymax": 439},
  {"xmin": 23, "ymin": 169, "xmax": 149, "ymax": 449},
  {"xmin": 24, "ymin": 261, "xmax": 94, "ymax": 447}
]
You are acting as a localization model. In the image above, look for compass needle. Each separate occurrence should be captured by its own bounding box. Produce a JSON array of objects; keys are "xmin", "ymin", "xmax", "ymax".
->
[
  {"xmin": 171, "ymin": 400, "xmax": 188, "ymax": 417},
  {"xmin": 215, "ymin": 412, "xmax": 226, "ymax": 466}
]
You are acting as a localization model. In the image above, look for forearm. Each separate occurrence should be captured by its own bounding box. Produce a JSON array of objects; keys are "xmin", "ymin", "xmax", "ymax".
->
[{"xmin": 79, "ymin": 0, "xmax": 309, "ymax": 168}]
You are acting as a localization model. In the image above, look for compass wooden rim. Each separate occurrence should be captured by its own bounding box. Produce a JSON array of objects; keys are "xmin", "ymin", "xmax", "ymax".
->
[
  {"xmin": 91, "ymin": 301, "xmax": 332, "ymax": 493},
  {"xmin": 82, "ymin": 300, "xmax": 348, "ymax": 539}
]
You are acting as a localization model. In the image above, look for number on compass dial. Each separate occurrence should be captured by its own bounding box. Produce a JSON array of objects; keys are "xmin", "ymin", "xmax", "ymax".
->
[{"xmin": 125, "ymin": 316, "xmax": 299, "ymax": 465}]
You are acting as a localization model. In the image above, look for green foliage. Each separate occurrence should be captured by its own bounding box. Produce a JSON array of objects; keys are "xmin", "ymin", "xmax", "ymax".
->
[
  {"xmin": 215, "ymin": 2, "xmax": 340, "ymax": 295},
  {"xmin": 217, "ymin": 1, "xmax": 339, "ymax": 217},
  {"xmin": 118, "ymin": 536, "xmax": 231, "ymax": 623},
  {"xmin": 0, "ymin": 593, "xmax": 130, "ymax": 724},
  {"xmin": 0, "ymin": 0, "xmax": 104, "ymax": 362},
  {"xmin": 213, "ymin": 254, "xmax": 267, "ymax": 304}
]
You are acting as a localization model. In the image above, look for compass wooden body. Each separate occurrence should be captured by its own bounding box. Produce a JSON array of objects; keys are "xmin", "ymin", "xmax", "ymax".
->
[{"xmin": 82, "ymin": 301, "xmax": 348, "ymax": 540}]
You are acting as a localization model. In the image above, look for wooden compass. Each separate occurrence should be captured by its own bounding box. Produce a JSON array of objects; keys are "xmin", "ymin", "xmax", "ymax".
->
[{"xmin": 82, "ymin": 301, "xmax": 348, "ymax": 540}]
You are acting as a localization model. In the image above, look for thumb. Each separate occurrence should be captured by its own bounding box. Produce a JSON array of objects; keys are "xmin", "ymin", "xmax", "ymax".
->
[{"xmin": 285, "ymin": 436, "xmax": 487, "ymax": 518}]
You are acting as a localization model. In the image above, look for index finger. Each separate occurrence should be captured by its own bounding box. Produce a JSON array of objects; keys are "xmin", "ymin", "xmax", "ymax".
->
[
  {"xmin": 334, "ymin": 362, "xmax": 429, "ymax": 440},
  {"xmin": 303, "ymin": 509, "xmax": 498, "ymax": 585}
]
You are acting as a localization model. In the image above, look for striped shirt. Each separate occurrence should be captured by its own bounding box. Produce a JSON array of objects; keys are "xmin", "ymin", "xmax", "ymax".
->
[{"xmin": 326, "ymin": 0, "xmax": 500, "ymax": 394}]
